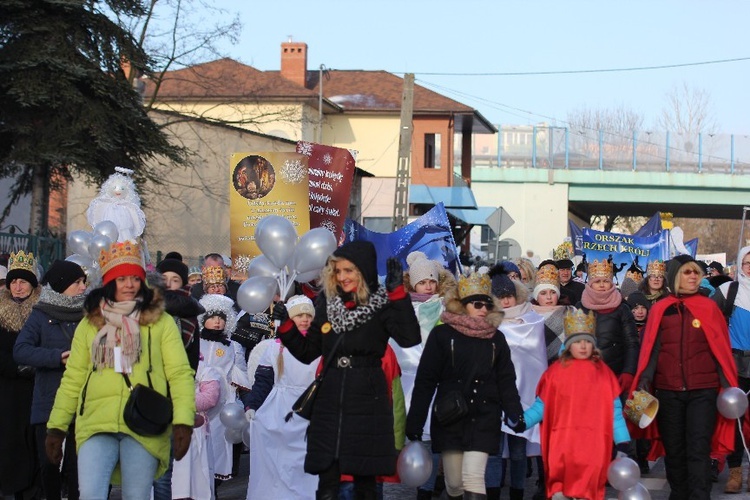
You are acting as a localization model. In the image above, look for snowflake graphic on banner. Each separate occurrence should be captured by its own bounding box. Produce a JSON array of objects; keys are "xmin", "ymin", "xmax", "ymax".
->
[
  {"xmin": 280, "ymin": 159, "xmax": 306, "ymax": 184},
  {"xmin": 321, "ymin": 219, "xmax": 337, "ymax": 233},
  {"xmin": 234, "ymin": 255, "xmax": 252, "ymax": 273},
  {"xmin": 297, "ymin": 142, "xmax": 314, "ymax": 156},
  {"xmin": 323, "ymin": 153, "xmax": 333, "ymax": 165}
]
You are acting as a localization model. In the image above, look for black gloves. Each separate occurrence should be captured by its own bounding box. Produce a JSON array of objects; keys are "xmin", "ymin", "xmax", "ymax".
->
[
  {"xmin": 505, "ymin": 414, "xmax": 526, "ymax": 433},
  {"xmin": 406, "ymin": 432, "xmax": 422, "ymax": 442},
  {"xmin": 271, "ymin": 302, "xmax": 289, "ymax": 324},
  {"xmin": 385, "ymin": 257, "xmax": 403, "ymax": 292}
]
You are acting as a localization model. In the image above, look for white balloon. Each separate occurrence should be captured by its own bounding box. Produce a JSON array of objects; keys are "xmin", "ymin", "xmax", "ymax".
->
[
  {"xmin": 618, "ymin": 482, "xmax": 652, "ymax": 500},
  {"xmin": 717, "ymin": 387, "xmax": 749, "ymax": 419},
  {"xmin": 93, "ymin": 220, "xmax": 119, "ymax": 243},
  {"xmin": 236, "ymin": 276, "xmax": 278, "ymax": 314},
  {"xmin": 255, "ymin": 215, "xmax": 298, "ymax": 269},
  {"xmin": 247, "ymin": 255, "xmax": 281, "ymax": 279},
  {"xmin": 219, "ymin": 403, "xmax": 246, "ymax": 430},
  {"xmin": 397, "ymin": 441, "xmax": 433, "ymax": 487},
  {"xmin": 67, "ymin": 230, "xmax": 93, "ymax": 258},
  {"xmin": 607, "ymin": 457, "xmax": 640, "ymax": 491},
  {"xmin": 291, "ymin": 227, "xmax": 337, "ymax": 275}
]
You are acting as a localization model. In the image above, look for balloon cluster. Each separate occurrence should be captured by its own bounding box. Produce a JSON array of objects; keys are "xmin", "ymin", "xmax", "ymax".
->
[
  {"xmin": 66, "ymin": 221, "xmax": 120, "ymax": 286},
  {"xmin": 219, "ymin": 402, "xmax": 251, "ymax": 447},
  {"xmin": 236, "ymin": 216, "xmax": 337, "ymax": 313},
  {"xmin": 608, "ymin": 457, "xmax": 650, "ymax": 500}
]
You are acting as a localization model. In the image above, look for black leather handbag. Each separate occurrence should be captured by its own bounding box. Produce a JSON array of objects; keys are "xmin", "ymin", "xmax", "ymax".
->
[
  {"xmin": 433, "ymin": 389, "xmax": 469, "ymax": 426},
  {"xmin": 122, "ymin": 332, "xmax": 173, "ymax": 436}
]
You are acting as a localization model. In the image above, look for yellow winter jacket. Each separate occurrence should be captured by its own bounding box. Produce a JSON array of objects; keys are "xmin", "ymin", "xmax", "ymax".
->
[{"xmin": 47, "ymin": 293, "xmax": 195, "ymax": 480}]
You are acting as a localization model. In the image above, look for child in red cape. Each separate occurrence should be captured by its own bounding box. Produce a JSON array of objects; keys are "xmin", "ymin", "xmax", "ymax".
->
[{"xmin": 523, "ymin": 308, "xmax": 630, "ymax": 500}]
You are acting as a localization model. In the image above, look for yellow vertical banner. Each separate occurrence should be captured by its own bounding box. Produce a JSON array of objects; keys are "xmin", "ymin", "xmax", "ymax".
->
[{"xmin": 229, "ymin": 152, "xmax": 310, "ymax": 279}]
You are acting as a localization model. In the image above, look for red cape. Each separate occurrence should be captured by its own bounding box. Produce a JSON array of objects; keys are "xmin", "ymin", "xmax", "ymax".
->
[
  {"xmin": 628, "ymin": 294, "xmax": 738, "ymax": 457},
  {"xmin": 537, "ymin": 359, "xmax": 621, "ymax": 500}
]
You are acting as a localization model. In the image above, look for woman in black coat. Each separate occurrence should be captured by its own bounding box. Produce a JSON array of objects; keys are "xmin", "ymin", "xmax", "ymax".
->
[
  {"xmin": 13, "ymin": 260, "xmax": 87, "ymax": 500},
  {"xmin": 274, "ymin": 241, "xmax": 421, "ymax": 500},
  {"xmin": 405, "ymin": 271, "xmax": 523, "ymax": 500}
]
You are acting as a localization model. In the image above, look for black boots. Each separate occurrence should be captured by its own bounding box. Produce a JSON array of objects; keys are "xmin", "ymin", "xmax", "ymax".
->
[
  {"xmin": 486, "ymin": 486, "xmax": 500, "ymax": 500},
  {"xmin": 463, "ymin": 492, "xmax": 487, "ymax": 500},
  {"xmin": 509, "ymin": 488, "xmax": 524, "ymax": 500},
  {"xmin": 417, "ymin": 488, "xmax": 434, "ymax": 499},
  {"xmin": 315, "ymin": 488, "xmax": 339, "ymax": 500}
]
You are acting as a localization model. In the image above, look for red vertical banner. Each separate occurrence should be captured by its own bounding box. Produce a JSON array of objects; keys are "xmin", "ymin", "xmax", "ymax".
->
[{"xmin": 296, "ymin": 141, "xmax": 356, "ymax": 244}]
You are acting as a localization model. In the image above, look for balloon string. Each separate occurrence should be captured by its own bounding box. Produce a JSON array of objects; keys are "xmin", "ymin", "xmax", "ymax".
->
[{"xmin": 741, "ymin": 388, "xmax": 750, "ymax": 463}]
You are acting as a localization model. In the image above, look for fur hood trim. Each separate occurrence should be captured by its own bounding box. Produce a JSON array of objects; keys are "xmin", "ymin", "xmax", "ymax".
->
[
  {"xmin": 0, "ymin": 286, "xmax": 41, "ymax": 332},
  {"xmin": 403, "ymin": 267, "xmax": 458, "ymax": 296},
  {"xmin": 85, "ymin": 286, "xmax": 166, "ymax": 330}
]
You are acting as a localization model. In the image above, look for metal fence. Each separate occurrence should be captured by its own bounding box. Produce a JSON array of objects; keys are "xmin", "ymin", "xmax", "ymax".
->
[
  {"xmin": 0, "ymin": 226, "xmax": 64, "ymax": 273},
  {"xmin": 460, "ymin": 126, "xmax": 750, "ymax": 175}
]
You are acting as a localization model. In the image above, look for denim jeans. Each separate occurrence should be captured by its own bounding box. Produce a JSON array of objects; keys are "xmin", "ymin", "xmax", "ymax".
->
[
  {"xmin": 77, "ymin": 432, "xmax": 158, "ymax": 500},
  {"xmin": 152, "ymin": 435, "xmax": 174, "ymax": 500},
  {"xmin": 502, "ymin": 434, "xmax": 528, "ymax": 489}
]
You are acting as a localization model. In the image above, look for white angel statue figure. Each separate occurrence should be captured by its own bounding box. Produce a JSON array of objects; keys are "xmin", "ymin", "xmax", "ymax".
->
[{"xmin": 85, "ymin": 167, "xmax": 146, "ymax": 242}]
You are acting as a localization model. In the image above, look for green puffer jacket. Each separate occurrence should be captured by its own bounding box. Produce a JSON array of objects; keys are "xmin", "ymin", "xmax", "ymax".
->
[{"xmin": 47, "ymin": 291, "xmax": 195, "ymax": 480}]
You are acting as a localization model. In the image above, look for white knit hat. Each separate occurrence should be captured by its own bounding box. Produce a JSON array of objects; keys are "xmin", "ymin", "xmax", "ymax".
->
[
  {"xmin": 406, "ymin": 251, "xmax": 441, "ymax": 288},
  {"xmin": 287, "ymin": 294, "xmax": 315, "ymax": 319}
]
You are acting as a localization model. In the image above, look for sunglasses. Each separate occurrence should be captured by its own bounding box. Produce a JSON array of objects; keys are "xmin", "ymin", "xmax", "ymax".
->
[
  {"xmin": 681, "ymin": 269, "xmax": 701, "ymax": 275},
  {"xmin": 469, "ymin": 301, "xmax": 494, "ymax": 310}
]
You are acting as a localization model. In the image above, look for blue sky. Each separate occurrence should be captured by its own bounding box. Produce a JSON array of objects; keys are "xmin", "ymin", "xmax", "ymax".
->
[{"xmin": 209, "ymin": 0, "xmax": 750, "ymax": 134}]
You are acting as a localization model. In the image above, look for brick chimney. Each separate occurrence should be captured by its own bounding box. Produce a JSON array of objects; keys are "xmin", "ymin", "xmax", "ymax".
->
[{"xmin": 280, "ymin": 39, "xmax": 308, "ymax": 88}]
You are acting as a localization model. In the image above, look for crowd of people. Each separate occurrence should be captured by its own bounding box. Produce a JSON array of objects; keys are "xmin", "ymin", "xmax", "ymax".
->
[{"xmin": 0, "ymin": 239, "xmax": 748, "ymax": 500}]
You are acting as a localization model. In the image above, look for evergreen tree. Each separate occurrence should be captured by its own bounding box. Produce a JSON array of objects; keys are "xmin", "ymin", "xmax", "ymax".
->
[{"xmin": 0, "ymin": 0, "xmax": 186, "ymax": 231}]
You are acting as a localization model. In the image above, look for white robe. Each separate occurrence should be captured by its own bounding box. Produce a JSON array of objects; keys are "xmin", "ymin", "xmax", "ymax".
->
[
  {"xmin": 200, "ymin": 337, "xmax": 240, "ymax": 479},
  {"xmin": 246, "ymin": 341, "xmax": 319, "ymax": 500},
  {"xmin": 171, "ymin": 364, "xmax": 220, "ymax": 499}
]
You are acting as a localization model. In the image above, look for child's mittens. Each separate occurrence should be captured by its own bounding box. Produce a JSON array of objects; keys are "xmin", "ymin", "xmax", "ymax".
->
[{"xmin": 245, "ymin": 409, "xmax": 256, "ymax": 422}]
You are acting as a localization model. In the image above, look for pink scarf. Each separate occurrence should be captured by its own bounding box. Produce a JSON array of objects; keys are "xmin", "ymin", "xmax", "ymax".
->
[
  {"xmin": 92, "ymin": 300, "xmax": 141, "ymax": 371},
  {"xmin": 581, "ymin": 285, "xmax": 622, "ymax": 311},
  {"xmin": 440, "ymin": 311, "xmax": 497, "ymax": 339}
]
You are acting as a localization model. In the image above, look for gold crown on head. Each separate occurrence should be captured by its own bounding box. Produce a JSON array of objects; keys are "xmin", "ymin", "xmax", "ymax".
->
[
  {"xmin": 8, "ymin": 250, "xmax": 36, "ymax": 273},
  {"xmin": 458, "ymin": 272, "xmax": 491, "ymax": 299},
  {"xmin": 646, "ymin": 260, "xmax": 667, "ymax": 278},
  {"xmin": 535, "ymin": 264, "xmax": 559, "ymax": 286},
  {"xmin": 553, "ymin": 240, "xmax": 574, "ymax": 260},
  {"xmin": 564, "ymin": 308, "xmax": 596, "ymax": 337},
  {"xmin": 587, "ymin": 259, "xmax": 613, "ymax": 280},
  {"xmin": 202, "ymin": 266, "xmax": 227, "ymax": 285},
  {"xmin": 99, "ymin": 241, "xmax": 143, "ymax": 276}
]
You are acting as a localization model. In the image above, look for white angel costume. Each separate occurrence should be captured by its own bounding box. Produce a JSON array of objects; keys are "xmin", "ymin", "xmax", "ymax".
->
[
  {"xmin": 245, "ymin": 339, "xmax": 319, "ymax": 500},
  {"xmin": 171, "ymin": 363, "xmax": 221, "ymax": 500},
  {"xmin": 85, "ymin": 167, "xmax": 146, "ymax": 242},
  {"xmin": 198, "ymin": 294, "xmax": 241, "ymax": 481}
]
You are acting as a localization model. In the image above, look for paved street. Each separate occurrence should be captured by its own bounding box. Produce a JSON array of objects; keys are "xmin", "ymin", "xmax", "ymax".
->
[{"xmin": 199, "ymin": 452, "xmax": 750, "ymax": 499}]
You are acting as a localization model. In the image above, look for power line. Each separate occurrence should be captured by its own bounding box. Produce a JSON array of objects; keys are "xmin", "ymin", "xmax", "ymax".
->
[{"xmin": 407, "ymin": 56, "xmax": 750, "ymax": 77}]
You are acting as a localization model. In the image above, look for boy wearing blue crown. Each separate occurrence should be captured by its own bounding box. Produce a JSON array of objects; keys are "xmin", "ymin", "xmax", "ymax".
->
[{"xmin": 517, "ymin": 308, "xmax": 630, "ymax": 500}]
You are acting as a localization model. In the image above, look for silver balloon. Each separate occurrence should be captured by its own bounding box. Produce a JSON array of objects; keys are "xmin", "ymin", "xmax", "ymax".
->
[
  {"xmin": 67, "ymin": 230, "xmax": 93, "ymax": 258},
  {"xmin": 618, "ymin": 482, "xmax": 651, "ymax": 500},
  {"xmin": 237, "ymin": 276, "xmax": 278, "ymax": 314},
  {"xmin": 87, "ymin": 234, "xmax": 113, "ymax": 262},
  {"xmin": 295, "ymin": 268, "xmax": 321, "ymax": 284},
  {"xmin": 224, "ymin": 427, "xmax": 243, "ymax": 445},
  {"xmin": 717, "ymin": 387, "xmax": 749, "ymax": 419},
  {"xmin": 255, "ymin": 215, "xmax": 298, "ymax": 269},
  {"xmin": 291, "ymin": 227, "xmax": 337, "ymax": 275},
  {"xmin": 607, "ymin": 457, "xmax": 640, "ymax": 491},
  {"xmin": 65, "ymin": 253, "xmax": 93, "ymax": 271},
  {"xmin": 397, "ymin": 441, "xmax": 433, "ymax": 487},
  {"xmin": 219, "ymin": 403, "xmax": 246, "ymax": 431},
  {"xmin": 93, "ymin": 220, "xmax": 119, "ymax": 243},
  {"xmin": 247, "ymin": 255, "xmax": 281, "ymax": 279},
  {"xmin": 242, "ymin": 423, "xmax": 251, "ymax": 447}
]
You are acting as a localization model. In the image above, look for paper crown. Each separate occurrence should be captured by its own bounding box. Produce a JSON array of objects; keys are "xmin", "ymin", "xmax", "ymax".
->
[
  {"xmin": 202, "ymin": 265, "xmax": 227, "ymax": 285},
  {"xmin": 553, "ymin": 240, "xmax": 574, "ymax": 260},
  {"xmin": 624, "ymin": 389, "xmax": 659, "ymax": 429},
  {"xmin": 587, "ymin": 259, "xmax": 613, "ymax": 280},
  {"xmin": 458, "ymin": 271, "xmax": 492, "ymax": 299},
  {"xmin": 646, "ymin": 260, "xmax": 667, "ymax": 278},
  {"xmin": 564, "ymin": 308, "xmax": 596, "ymax": 336},
  {"xmin": 8, "ymin": 250, "xmax": 36, "ymax": 274},
  {"xmin": 535, "ymin": 264, "xmax": 559, "ymax": 286},
  {"xmin": 99, "ymin": 240, "xmax": 144, "ymax": 277}
]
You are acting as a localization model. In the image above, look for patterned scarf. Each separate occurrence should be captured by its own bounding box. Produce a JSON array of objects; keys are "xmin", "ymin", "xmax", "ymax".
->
[
  {"xmin": 92, "ymin": 300, "xmax": 141, "ymax": 371},
  {"xmin": 581, "ymin": 285, "xmax": 622, "ymax": 311},
  {"xmin": 440, "ymin": 311, "xmax": 497, "ymax": 339},
  {"xmin": 327, "ymin": 287, "xmax": 389, "ymax": 333}
]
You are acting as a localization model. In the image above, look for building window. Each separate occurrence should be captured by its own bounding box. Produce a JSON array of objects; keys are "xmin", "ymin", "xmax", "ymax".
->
[
  {"xmin": 424, "ymin": 133, "xmax": 441, "ymax": 169},
  {"xmin": 363, "ymin": 217, "xmax": 392, "ymax": 233}
]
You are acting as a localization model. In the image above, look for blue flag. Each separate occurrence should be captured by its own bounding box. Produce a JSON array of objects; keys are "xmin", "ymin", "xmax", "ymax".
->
[{"xmin": 343, "ymin": 202, "xmax": 460, "ymax": 278}]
